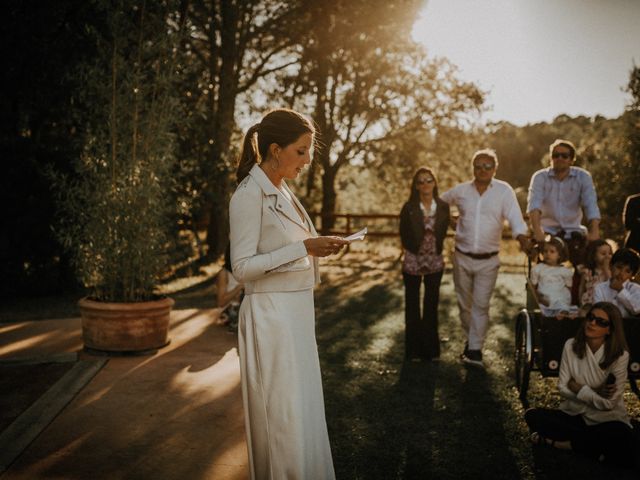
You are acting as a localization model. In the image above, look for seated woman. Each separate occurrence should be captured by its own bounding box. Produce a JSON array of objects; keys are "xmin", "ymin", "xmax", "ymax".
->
[
  {"xmin": 524, "ymin": 302, "xmax": 634, "ymax": 468},
  {"xmin": 530, "ymin": 236, "xmax": 575, "ymax": 317},
  {"xmin": 217, "ymin": 246, "xmax": 244, "ymax": 331},
  {"xmin": 593, "ymin": 248, "xmax": 640, "ymax": 317}
]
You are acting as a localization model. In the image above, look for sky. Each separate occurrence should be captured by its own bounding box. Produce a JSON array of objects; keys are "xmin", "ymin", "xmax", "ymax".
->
[{"xmin": 412, "ymin": 0, "xmax": 640, "ymax": 126}]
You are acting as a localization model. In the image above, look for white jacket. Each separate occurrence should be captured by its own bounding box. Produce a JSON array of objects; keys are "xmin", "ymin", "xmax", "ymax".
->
[
  {"xmin": 229, "ymin": 164, "xmax": 320, "ymax": 294},
  {"xmin": 558, "ymin": 338, "xmax": 630, "ymax": 427}
]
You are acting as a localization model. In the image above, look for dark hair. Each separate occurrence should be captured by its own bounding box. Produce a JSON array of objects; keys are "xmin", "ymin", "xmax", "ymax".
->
[
  {"xmin": 611, "ymin": 247, "xmax": 640, "ymax": 275},
  {"xmin": 236, "ymin": 108, "xmax": 315, "ymax": 183},
  {"xmin": 543, "ymin": 236, "xmax": 569, "ymax": 264},
  {"xmin": 408, "ymin": 167, "xmax": 439, "ymax": 204},
  {"xmin": 584, "ymin": 239, "xmax": 612, "ymax": 272},
  {"xmin": 549, "ymin": 139, "xmax": 576, "ymax": 160},
  {"xmin": 224, "ymin": 244, "xmax": 232, "ymax": 271},
  {"xmin": 573, "ymin": 302, "xmax": 627, "ymax": 369}
]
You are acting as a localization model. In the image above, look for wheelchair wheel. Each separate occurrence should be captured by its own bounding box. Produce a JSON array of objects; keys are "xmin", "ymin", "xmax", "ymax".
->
[{"xmin": 514, "ymin": 309, "xmax": 532, "ymax": 404}]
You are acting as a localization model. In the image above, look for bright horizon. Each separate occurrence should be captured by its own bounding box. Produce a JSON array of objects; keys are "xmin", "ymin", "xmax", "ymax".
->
[{"xmin": 412, "ymin": 0, "xmax": 640, "ymax": 126}]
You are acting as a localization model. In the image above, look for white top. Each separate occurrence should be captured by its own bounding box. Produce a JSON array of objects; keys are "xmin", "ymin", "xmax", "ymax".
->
[
  {"xmin": 593, "ymin": 280, "xmax": 640, "ymax": 317},
  {"xmin": 229, "ymin": 164, "xmax": 320, "ymax": 294},
  {"xmin": 440, "ymin": 179, "xmax": 528, "ymax": 254},
  {"xmin": 558, "ymin": 338, "xmax": 630, "ymax": 427},
  {"xmin": 530, "ymin": 263, "xmax": 573, "ymax": 309}
]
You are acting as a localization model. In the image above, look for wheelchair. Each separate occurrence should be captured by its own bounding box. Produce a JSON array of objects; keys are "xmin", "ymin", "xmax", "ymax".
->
[{"xmin": 514, "ymin": 258, "xmax": 640, "ymax": 408}]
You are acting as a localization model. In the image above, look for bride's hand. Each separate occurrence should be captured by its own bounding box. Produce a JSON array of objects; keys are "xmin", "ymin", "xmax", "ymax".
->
[{"xmin": 304, "ymin": 236, "xmax": 349, "ymax": 257}]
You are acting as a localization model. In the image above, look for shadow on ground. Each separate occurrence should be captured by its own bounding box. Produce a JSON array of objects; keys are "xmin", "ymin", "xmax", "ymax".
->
[{"xmin": 315, "ymin": 257, "xmax": 639, "ymax": 479}]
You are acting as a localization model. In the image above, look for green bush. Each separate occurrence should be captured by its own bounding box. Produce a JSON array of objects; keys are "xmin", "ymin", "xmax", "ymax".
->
[{"xmin": 50, "ymin": 2, "xmax": 184, "ymax": 302}]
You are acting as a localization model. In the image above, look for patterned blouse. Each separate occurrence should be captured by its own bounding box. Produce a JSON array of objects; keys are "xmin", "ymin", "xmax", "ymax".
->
[
  {"xmin": 403, "ymin": 202, "xmax": 444, "ymax": 276},
  {"xmin": 579, "ymin": 267, "xmax": 609, "ymax": 306}
]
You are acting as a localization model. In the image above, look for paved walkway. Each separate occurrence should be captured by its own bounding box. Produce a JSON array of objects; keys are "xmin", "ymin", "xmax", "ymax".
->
[{"xmin": 0, "ymin": 309, "xmax": 248, "ymax": 479}]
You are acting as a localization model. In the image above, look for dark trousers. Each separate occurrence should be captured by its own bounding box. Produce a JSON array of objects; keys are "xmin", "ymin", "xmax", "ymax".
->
[
  {"xmin": 402, "ymin": 270, "xmax": 444, "ymax": 360},
  {"xmin": 525, "ymin": 407, "xmax": 634, "ymax": 468}
]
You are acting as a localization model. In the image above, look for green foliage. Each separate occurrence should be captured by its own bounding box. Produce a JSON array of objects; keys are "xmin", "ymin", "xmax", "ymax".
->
[
  {"xmin": 0, "ymin": 1, "xmax": 101, "ymax": 297},
  {"xmin": 50, "ymin": 1, "xmax": 184, "ymax": 302},
  {"xmin": 279, "ymin": 0, "xmax": 485, "ymax": 230},
  {"xmin": 482, "ymin": 83, "xmax": 640, "ymax": 244}
]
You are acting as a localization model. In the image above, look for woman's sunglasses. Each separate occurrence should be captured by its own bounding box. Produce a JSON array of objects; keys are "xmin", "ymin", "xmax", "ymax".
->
[
  {"xmin": 551, "ymin": 152, "xmax": 571, "ymax": 160},
  {"xmin": 586, "ymin": 312, "xmax": 611, "ymax": 328}
]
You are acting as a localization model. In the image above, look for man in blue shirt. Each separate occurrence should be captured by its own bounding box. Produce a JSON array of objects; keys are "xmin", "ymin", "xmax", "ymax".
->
[{"xmin": 527, "ymin": 139, "xmax": 601, "ymax": 264}]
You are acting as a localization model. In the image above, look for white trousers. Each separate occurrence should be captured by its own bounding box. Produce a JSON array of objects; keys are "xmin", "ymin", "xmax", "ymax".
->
[
  {"xmin": 452, "ymin": 251, "xmax": 501, "ymax": 351},
  {"xmin": 238, "ymin": 289, "xmax": 335, "ymax": 480}
]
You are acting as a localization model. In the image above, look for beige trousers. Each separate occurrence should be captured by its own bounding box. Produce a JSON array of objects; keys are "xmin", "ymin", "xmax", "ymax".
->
[{"xmin": 452, "ymin": 251, "xmax": 501, "ymax": 351}]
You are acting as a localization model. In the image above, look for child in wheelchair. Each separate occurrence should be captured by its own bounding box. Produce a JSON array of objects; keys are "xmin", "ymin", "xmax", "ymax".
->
[
  {"xmin": 593, "ymin": 248, "xmax": 640, "ymax": 317},
  {"xmin": 530, "ymin": 236, "xmax": 578, "ymax": 318},
  {"xmin": 577, "ymin": 239, "xmax": 612, "ymax": 307}
]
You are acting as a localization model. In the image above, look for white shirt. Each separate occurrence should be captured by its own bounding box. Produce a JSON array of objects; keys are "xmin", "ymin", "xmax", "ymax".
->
[
  {"xmin": 593, "ymin": 280, "xmax": 640, "ymax": 317},
  {"xmin": 441, "ymin": 179, "xmax": 528, "ymax": 254},
  {"xmin": 530, "ymin": 263, "xmax": 573, "ymax": 309},
  {"xmin": 558, "ymin": 338, "xmax": 630, "ymax": 427}
]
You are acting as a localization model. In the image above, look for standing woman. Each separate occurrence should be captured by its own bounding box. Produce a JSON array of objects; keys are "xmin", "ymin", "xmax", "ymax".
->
[
  {"xmin": 399, "ymin": 167, "xmax": 450, "ymax": 361},
  {"xmin": 524, "ymin": 302, "xmax": 634, "ymax": 467},
  {"xmin": 229, "ymin": 108, "xmax": 347, "ymax": 479}
]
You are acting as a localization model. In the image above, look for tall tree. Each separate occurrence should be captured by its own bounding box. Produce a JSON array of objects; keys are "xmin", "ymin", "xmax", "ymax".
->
[
  {"xmin": 285, "ymin": 0, "xmax": 484, "ymax": 232},
  {"xmin": 181, "ymin": 0, "xmax": 305, "ymax": 257}
]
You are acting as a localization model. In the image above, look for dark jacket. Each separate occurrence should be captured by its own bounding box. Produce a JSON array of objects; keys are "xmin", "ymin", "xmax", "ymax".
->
[
  {"xmin": 624, "ymin": 193, "xmax": 640, "ymax": 252},
  {"xmin": 399, "ymin": 198, "xmax": 450, "ymax": 255}
]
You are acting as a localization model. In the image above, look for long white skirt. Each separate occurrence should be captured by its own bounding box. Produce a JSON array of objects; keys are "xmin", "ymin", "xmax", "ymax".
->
[{"xmin": 238, "ymin": 289, "xmax": 335, "ymax": 480}]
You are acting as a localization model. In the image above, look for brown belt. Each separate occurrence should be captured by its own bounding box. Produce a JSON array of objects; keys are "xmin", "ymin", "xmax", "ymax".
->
[{"xmin": 455, "ymin": 247, "xmax": 499, "ymax": 260}]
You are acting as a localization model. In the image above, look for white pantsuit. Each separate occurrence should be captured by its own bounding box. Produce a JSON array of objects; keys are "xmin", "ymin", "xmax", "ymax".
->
[{"xmin": 229, "ymin": 164, "xmax": 335, "ymax": 480}]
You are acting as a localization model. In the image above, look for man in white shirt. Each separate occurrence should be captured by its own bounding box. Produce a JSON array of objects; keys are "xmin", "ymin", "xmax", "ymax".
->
[
  {"xmin": 593, "ymin": 248, "xmax": 640, "ymax": 317},
  {"xmin": 441, "ymin": 149, "xmax": 529, "ymax": 367}
]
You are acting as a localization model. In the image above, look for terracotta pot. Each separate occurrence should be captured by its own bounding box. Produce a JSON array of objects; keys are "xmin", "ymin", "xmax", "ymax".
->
[{"xmin": 78, "ymin": 296, "xmax": 174, "ymax": 354}]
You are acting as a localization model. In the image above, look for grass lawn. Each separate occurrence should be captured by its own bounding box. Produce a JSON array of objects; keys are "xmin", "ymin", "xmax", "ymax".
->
[
  {"xmin": 3, "ymin": 241, "xmax": 639, "ymax": 479},
  {"xmin": 315, "ymin": 249, "xmax": 640, "ymax": 480}
]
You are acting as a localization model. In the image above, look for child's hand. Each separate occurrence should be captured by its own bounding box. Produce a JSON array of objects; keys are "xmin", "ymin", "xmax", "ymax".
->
[
  {"xmin": 537, "ymin": 292, "xmax": 549, "ymax": 306},
  {"xmin": 609, "ymin": 277, "xmax": 624, "ymax": 292}
]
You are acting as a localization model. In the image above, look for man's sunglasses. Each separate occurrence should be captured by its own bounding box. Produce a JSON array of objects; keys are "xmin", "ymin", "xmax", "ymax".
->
[
  {"xmin": 416, "ymin": 178, "xmax": 435, "ymax": 185},
  {"xmin": 586, "ymin": 312, "xmax": 610, "ymax": 328},
  {"xmin": 473, "ymin": 162, "xmax": 494, "ymax": 171},
  {"xmin": 551, "ymin": 152, "xmax": 572, "ymax": 160}
]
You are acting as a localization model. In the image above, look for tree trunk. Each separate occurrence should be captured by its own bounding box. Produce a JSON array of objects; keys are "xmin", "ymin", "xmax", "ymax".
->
[
  {"xmin": 204, "ymin": 1, "xmax": 240, "ymax": 259},
  {"xmin": 320, "ymin": 164, "xmax": 336, "ymax": 234}
]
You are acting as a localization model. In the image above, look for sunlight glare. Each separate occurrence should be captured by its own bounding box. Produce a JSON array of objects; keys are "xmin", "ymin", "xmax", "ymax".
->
[{"xmin": 411, "ymin": 0, "xmax": 640, "ymax": 125}]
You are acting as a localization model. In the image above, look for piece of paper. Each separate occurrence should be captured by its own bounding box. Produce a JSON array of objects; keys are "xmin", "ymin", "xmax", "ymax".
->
[{"xmin": 344, "ymin": 227, "xmax": 367, "ymax": 242}]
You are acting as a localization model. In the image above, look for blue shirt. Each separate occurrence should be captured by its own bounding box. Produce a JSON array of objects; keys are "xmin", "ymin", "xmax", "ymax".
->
[{"xmin": 527, "ymin": 166, "xmax": 600, "ymax": 236}]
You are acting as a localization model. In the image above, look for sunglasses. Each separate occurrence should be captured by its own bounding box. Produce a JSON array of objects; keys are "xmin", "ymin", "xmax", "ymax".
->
[
  {"xmin": 473, "ymin": 162, "xmax": 494, "ymax": 171},
  {"xmin": 586, "ymin": 312, "xmax": 610, "ymax": 328},
  {"xmin": 416, "ymin": 178, "xmax": 435, "ymax": 185},
  {"xmin": 551, "ymin": 152, "xmax": 571, "ymax": 160}
]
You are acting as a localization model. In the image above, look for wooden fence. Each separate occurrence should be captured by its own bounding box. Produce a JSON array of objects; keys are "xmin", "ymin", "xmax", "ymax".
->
[{"xmin": 308, "ymin": 212, "xmax": 399, "ymax": 237}]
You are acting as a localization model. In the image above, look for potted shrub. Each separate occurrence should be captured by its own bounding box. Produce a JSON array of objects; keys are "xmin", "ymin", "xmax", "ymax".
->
[{"xmin": 50, "ymin": 3, "xmax": 184, "ymax": 353}]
